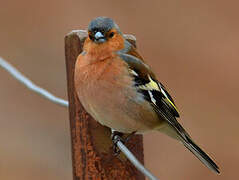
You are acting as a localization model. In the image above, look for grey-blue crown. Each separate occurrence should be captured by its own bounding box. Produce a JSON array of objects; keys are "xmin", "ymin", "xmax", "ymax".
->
[{"xmin": 88, "ymin": 17, "xmax": 120, "ymax": 33}]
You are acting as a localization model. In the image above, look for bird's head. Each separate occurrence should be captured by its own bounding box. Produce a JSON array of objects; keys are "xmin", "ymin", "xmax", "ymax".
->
[
  {"xmin": 84, "ymin": 17, "xmax": 125, "ymax": 53},
  {"xmin": 88, "ymin": 17, "xmax": 121, "ymax": 44}
]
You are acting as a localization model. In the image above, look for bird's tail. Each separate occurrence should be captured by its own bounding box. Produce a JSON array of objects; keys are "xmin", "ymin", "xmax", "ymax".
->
[
  {"xmin": 182, "ymin": 133, "xmax": 220, "ymax": 174},
  {"xmin": 159, "ymin": 124, "xmax": 220, "ymax": 174}
]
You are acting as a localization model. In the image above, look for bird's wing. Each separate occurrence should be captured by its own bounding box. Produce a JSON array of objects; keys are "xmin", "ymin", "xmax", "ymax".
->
[
  {"xmin": 118, "ymin": 52, "xmax": 220, "ymax": 174},
  {"xmin": 117, "ymin": 52, "xmax": 180, "ymax": 118}
]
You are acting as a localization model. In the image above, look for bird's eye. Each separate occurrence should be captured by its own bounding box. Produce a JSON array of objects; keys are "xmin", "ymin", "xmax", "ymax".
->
[
  {"xmin": 89, "ymin": 34, "xmax": 94, "ymax": 41},
  {"xmin": 109, "ymin": 32, "xmax": 114, "ymax": 38}
]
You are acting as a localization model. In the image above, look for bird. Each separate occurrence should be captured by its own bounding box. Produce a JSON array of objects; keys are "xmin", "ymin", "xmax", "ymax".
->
[{"xmin": 74, "ymin": 16, "xmax": 220, "ymax": 174}]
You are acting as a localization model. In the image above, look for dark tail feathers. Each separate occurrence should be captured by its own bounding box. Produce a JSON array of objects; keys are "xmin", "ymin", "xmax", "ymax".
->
[{"xmin": 182, "ymin": 135, "xmax": 220, "ymax": 174}]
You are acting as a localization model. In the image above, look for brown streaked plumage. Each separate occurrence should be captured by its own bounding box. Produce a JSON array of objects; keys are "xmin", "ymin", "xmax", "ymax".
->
[{"xmin": 74, "ymin": 16, "xmax": 220, "ymax": 174}]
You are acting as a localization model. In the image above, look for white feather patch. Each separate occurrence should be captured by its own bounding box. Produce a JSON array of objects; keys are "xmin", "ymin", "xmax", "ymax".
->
[
  {"xmin": 148, "ymin": 90, "xmax": 157, "ymax": 104},
  {"xmin": 129, "ymin": 69, "xmax": 138, "ymax": 76}
]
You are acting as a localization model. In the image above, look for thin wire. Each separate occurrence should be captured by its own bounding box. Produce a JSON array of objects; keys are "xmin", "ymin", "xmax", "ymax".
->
[
  {"xmin": 0, "ymin": 56, "xmax": 159, "ymax": 180},
  {"xmin": 0, "ymin": 57, "xmax": 68, "ymax": 107},
  {"xmin": 115, "ymin": 136, "xmax": 159, "ymax": 180}
]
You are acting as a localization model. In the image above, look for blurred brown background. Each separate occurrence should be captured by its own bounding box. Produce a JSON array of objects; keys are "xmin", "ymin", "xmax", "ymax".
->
[{"xmin": 0, "ymin": 0, "xmax": 238, "ymax": 179}]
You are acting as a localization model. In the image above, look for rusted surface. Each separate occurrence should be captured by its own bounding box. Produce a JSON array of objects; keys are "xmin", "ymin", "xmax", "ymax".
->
[{"xmin": 65, "ymin": 30, "xmax": 145, "ymax": 180}]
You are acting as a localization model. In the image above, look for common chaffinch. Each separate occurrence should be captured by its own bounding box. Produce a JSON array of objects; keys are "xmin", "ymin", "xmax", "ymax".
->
[{"xmin": 74, "ymin": 17, "xmax": 220, "ymax": 174}]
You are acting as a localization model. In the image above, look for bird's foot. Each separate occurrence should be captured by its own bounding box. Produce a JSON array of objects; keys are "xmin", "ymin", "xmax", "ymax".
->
[
  {"xmin": 111, "ymin": 131, "xmax": 124, "ymax": 156},
  {"xmin": 111, "ymin": 130, "xmax": 137, "ymax": 156},
  {"xmin": 125, "ymin": 131, "xmax": 137, "ymax": 142}
]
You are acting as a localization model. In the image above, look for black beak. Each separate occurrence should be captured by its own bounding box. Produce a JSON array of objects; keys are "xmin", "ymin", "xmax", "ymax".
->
[{"xmin": 94, "ymin": 31, "xmax": 106, "ymax": 43}]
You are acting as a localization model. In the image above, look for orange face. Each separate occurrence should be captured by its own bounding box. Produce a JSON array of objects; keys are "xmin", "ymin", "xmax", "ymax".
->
[{"xmin": 83, "ymin": 28, "xmax": 125, "ymax": 55}]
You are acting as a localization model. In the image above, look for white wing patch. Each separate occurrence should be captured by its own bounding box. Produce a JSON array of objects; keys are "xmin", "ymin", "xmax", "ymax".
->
[
  {"xmin": 129, "ymin": 69, "xmax": 138, "ymax": 76},
  {"xmin": 138, "ymin": 75, "xmax": 180, "ymax": 115},
  {"xmin": 148, "ymin": 90, "xmax": 157, "ymax": 104},
  {"xmin": 158, "ymin": 83, "xmax": 179, "ymax": 113},
  {"xmin": 159, "ymin": 83, "xmax": 169, "ymax": 99}
]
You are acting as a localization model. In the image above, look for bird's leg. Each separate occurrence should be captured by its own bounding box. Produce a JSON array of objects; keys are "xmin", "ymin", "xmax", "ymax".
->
[
  {"xmin": 111, "ymin": 129, "xmax": 136, "ymax": 156},
  {"xmin": 125, "ymin": 131, "xmax": 137, "ymax": 142}
]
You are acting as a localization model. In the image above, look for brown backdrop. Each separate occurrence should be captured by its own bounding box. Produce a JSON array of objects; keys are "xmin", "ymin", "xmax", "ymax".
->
[{"xmin": 0, "ymin": 0, "xmax": 238, "ymax": 179}]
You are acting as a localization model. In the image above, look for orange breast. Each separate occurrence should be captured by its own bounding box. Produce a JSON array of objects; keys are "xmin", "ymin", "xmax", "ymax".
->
[{"xmin": 74, "ymin": 53, "xmax": 160, "ymax": 132}]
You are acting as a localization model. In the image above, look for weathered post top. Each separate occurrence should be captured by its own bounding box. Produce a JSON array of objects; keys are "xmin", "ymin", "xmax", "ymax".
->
[{"xmin": 65, "ymin": 30, "xmax": 145, "ymax": 180}]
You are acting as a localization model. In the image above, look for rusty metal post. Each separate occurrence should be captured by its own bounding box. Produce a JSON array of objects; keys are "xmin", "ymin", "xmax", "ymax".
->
[{"xmin": 65, "ymin": 30, "xmax": 145, "ymax": 180}]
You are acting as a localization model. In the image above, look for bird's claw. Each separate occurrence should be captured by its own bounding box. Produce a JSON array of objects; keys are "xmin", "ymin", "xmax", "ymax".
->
[
  {"xmin": 111, "ymin": 131, "xmax": 137, "ymax": 156},
  {"xmin": 111, "ymin": 131, "xmax": 124, "ymax": 156}
]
